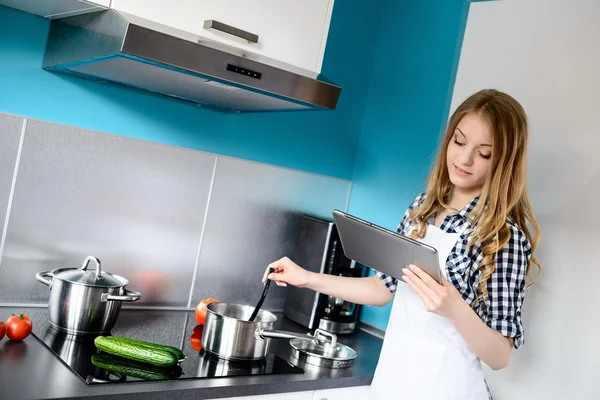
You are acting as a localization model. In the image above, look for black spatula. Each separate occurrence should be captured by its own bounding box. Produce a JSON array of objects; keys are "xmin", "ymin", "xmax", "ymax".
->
[{"xmin": 249, "ymin": 267, "xmax": 273, "ymax": 322}]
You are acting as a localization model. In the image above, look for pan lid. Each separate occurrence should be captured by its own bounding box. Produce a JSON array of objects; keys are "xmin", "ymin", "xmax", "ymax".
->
[
  {"xmin": 52, "ymin": 256, "xmax": 127, "ymax": 288},
  {"xmin": 289, "ymin": 329, "xmax": 357, "ymax": 361}
]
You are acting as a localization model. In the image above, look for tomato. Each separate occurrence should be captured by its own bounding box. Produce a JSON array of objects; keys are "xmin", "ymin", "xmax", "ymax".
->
[
  {"xmin": 0, "ymin": 321, "xmax": 5, "ymax": 341},
  {"xmin": 190, "ymin": 324, "xmax": 203, "ymax": 352},
  {"xmin": 5, "ymin": 314, "xmax": 32, "ymax": 341},
  {"xmin": 195, "ymin": 298, "xmax": 219, "ymax": 325}
]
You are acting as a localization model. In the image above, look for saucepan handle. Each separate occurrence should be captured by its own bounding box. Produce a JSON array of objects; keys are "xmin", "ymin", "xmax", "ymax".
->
[
  {"xmin": 102, "ymin": 289, "xmax": 142, "ymax": 302},
  {"xmin": 256, "ymin": 327, "xmax": 337, "ymax": 346},
  {"xmin": 256, "ymin": 327, "xmax": 314, "ymax": 341},
  {"xmin": 35, "ymin": 270, "xmax": 54, "ymax": 287}
]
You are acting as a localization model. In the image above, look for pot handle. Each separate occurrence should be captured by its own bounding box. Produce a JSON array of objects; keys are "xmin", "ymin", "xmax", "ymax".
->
[
  {"xmin": 35, "ymin": 270, "xmax": 54, "ymax": 287},
  {"xmin": 313, "ymin": 329, "xmax": 338, "ymax": 347},
  {"xmin": 79, "ymin": 256, "xmax": 102, "ymax": 279},
  {"xmin": 101, "ymin": 289, "xmax": 142, "ymax": 302},
  {"xmin": 256, "ymin": 327, "xmax": 337, "ymax": 347}
]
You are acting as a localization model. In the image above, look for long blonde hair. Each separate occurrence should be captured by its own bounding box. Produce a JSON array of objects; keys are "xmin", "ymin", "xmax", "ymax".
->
[{"xmin": 409, "ymin": 89, "xmax": 541, "ymax": 304}]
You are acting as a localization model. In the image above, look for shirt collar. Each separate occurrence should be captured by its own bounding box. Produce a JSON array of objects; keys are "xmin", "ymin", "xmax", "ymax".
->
[
  {"xmin": 457, "ymin": 195, "xmax": 480, "ymax": 218},
  {"xmin": 424, "ymin": 194, "xmax": 482, "ymax": 228}
]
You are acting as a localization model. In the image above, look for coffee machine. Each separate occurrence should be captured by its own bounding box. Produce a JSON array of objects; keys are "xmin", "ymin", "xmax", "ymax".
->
[{"xmin": 283, "ymin": 215, "xmax": 361, "ymax": 334}]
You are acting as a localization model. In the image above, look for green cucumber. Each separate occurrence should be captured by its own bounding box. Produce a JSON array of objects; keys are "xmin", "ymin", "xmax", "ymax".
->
[
  {"xmin": 107, "ymin": 335, "xmax": 186, "ymax": 362},
  {"xmin": 94, "ymin": 336, "xmax": 178, "ymax": 367},
  {"xmin": 91, "ymin": 353, "xmax": 182, "ymax": 381}
]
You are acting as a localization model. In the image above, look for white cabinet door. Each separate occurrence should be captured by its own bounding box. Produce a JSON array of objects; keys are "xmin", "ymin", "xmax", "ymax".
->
[
  {"xmin": 312, "ymin": 386, "xmax": 374, "ymax": 400},
  {"xmin": 220, "ymin": 391, "xmax": 314, "ymax": 400},
  {"xmin": 0, "ymin": 0, "xmax": 108, "ymax": 18},
  {"xmin": 110, "ymin": 0, "xmax": 334, "ymax": 73},
  {"xmin": 83, "ymin": 0, "xmax": 111, "ymax": 7}
]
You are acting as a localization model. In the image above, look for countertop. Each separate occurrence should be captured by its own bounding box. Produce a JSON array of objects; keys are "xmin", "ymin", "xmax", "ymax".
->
[{"xmin": 0, "ymin": 306, "xmax": 383, "ymax": 400}]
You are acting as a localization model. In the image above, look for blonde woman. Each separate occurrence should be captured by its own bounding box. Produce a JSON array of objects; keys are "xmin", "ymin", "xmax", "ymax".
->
[{"xmin": 263, "ymin": 89, "xmax": 541, "ymax": 400}]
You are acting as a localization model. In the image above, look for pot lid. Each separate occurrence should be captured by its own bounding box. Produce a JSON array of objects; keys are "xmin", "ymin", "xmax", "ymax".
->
[
  {"xmin": 290, "ymin": 330, "xmax": 357, "ymax": 361},
  {"xmin": 52, "ymin": 256, "xmax": 127, "ymax": 288}
]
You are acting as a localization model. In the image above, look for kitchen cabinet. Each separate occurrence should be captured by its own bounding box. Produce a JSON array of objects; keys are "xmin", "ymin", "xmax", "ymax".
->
[
  {"xmin": 110, "ymin": 0, "xmax": 335, "ymax": 73},
  {"xmin": 220, "ymin": 391, "xmax": 314, "ymax": 400},
  {"xmin": 0, "ymin": 0, "xmax": 109, "ymax": 18},
  {"xmin": 312, "ymin": 386, "xmax": 373, "ymax": 400},
  {"xmin": 85, "ymin": 0, "xmax": 110, "ymax": 6},
  {"xmin": 220, "ymin": 386, "xmax": 374, "ymax": 400}
]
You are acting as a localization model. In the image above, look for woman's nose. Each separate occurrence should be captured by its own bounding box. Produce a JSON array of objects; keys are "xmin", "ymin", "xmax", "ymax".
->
[{"xmin": 459, "ymin": 149, "xmax": 475, "ymax": 166}]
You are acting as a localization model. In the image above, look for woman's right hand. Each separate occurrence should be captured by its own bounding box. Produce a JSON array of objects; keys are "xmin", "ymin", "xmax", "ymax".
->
[
  {"xmin": 262, "ymin": 257, "xmax": 312, "ymax": 288},
  {"xmin": 263, "ymin": 257, "xmax": 393, "ymax": 307}
]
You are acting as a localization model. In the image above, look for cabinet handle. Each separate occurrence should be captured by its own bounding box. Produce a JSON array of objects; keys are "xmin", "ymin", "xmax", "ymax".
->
[{"xmin": 203, "ymin": 20, "xmax": 259, "ymax": 43}]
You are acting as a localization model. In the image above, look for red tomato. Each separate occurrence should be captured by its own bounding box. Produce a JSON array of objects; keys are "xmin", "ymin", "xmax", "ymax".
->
[
  {"xmin": 5, "ymin": 314, "xmax": 32, "ymax": 341},
  {"xmin": 190, "ymin": 324, "xmax": 203, "ymax": 352},
  {"xmin": 195, "ymin": 298, "xmax": 219, "ymax": 325},
  {"xmin": 0, "ymin": 321, "xmax": 5, "ymax": 341}
]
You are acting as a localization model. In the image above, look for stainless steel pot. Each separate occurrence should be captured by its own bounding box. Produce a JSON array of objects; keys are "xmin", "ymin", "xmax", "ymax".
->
[
  {"xmin": 202, "ymin": 302, "xmax": 320, "ymax": 361},
  {"xmin": 201, "ymin": 302, "xmax": 358, "ymax": 369},
  {"xmin": 35, "ymin": 256, "xmax": 141, "ymax": 335}
]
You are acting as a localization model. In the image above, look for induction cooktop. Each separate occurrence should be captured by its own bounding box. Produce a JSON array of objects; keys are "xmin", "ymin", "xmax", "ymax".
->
[{"xmin": 34, "ymin": 323, "xmax": 304, "ymax": 385}]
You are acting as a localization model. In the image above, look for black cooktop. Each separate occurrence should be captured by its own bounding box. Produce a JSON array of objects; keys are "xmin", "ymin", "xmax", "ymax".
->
[{"xmin": 33, "ymin": 315, "xmax": 304, "ymax": 385}]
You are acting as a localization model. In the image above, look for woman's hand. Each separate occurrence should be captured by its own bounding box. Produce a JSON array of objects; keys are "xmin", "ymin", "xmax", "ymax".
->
[
  {"xmin": 262, "ymin": 257, "xmax": 312, "ymax": 288},
  {"xmin": 401, "ymin": 264, "xmax": 464, "ymax": 319},
  {"xmin": 403, "ymin": 264, "xmax": 515, "ymax": 370}
]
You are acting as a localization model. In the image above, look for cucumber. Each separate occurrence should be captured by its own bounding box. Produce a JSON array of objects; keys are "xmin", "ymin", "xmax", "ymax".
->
[
  {"xmin": 108, "ymin": 335, "xmax": 186, "ymax": 362},
  {"xmin": 91, "ymin": 353, "xmax": 182, "ymax": 381},
  {"xmin": 94, "ymin": 336, "xmax": 179, "ymax": 367}
]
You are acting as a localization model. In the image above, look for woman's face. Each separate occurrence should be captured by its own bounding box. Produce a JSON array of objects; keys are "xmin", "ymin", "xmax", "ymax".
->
[{"xmin": 446, "ymin": 112, "xmax": 493, "ymax": 194}]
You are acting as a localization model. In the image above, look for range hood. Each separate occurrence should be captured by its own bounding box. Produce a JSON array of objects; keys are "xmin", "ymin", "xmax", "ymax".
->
[{"xmin": 42, "ymin": 9, "xmax": 342, "ymax": 113}]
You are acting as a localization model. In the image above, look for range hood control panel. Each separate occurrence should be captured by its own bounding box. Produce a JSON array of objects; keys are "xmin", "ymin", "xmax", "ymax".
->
[{"xmin": 227, "ymin": 64, "xmax": 262, "ymax": 80}]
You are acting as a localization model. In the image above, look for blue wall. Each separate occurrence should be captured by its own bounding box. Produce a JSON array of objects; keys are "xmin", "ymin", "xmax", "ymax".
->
[
  {"xmin": 0, "ymin": 2, "xmax": 384, "ymax": 180},
  {"xmin": 348, "ymin": 0, "xmax": 470, "ymax": 329}
]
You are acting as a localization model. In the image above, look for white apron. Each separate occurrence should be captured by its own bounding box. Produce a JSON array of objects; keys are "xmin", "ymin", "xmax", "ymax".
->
[{"xmin": 370, "ymin": 223, "xmax": 489, "ymax": 400}]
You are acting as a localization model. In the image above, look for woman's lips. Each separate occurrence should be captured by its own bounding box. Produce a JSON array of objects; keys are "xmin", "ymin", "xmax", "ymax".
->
[{"xmin": 454, "ymin": 165, "xmax": 472, "ymax": 176}]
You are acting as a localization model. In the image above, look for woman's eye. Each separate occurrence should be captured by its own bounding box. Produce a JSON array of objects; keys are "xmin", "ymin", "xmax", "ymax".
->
[
  {"xmin": 479, "ymin": 153, "xmax": 491, "ymax": 160},
  {"xmin": 453, "ymin": 139, "xmax": 465, "ymax": 146}
]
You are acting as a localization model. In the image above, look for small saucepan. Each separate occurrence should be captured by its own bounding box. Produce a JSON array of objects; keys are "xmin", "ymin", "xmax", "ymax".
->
[{"xmin": 201, "ymin": 302, "xmax": 357, "ymax": 368}]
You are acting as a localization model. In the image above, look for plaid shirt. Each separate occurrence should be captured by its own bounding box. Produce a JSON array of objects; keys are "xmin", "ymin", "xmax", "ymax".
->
[{"xmin": 377, "ymin": 192, "xmax": 531, "ymax": 350}]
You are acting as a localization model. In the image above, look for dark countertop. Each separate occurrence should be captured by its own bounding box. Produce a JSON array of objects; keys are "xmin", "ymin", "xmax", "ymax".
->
[{"xmin": 0, "ymin": 306, "xmax": 383, "ymax": 400}]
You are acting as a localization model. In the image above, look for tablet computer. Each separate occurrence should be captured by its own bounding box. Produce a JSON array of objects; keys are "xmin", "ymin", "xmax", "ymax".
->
[{"xmin": 332, "ymin": 209, "xmax": 442, "ymax": 284}]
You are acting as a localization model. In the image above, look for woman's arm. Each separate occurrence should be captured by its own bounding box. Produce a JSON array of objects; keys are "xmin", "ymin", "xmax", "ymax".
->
[
  {"xmin": 449, "ymin": 299, "xmax": 514, "ymax": 370},
  {"xmin": 264, "ymin": 257, "xmax": 394, "ymax": 306},
  {"xmin": 401, "ymin": 264, "xmax": 514, "ymax": 370},
  {"xmin": 307, "ymin": 272, "xmax": 393, "ymax": 307}
]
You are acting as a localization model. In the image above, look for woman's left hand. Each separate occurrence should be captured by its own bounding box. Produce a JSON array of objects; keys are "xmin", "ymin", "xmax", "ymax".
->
[{"xmin": 401, "ymin": 264, "xmax": 464, "ymax": 319}]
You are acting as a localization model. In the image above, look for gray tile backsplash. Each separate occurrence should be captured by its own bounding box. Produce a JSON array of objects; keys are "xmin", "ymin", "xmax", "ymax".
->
[
  {"xmin": 0, "ymin": 118, "xmax": 215, "ymax": 307},
  {"xmin": 190, "ymin": 157, "xmax": 351, "ymax": 311},
  {"xmin": 0, "ymin": 114, "xmax": 24, "ymax": 252},
  {"xmin": 0, "ymin": 113, "xmax": 351, "ymax": 311}
]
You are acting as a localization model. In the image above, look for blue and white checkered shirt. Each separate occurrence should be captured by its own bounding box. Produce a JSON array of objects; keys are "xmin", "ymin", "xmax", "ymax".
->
[{"xmin": 377, "ymin": 192, "xmax": 532, "ymax": 349}]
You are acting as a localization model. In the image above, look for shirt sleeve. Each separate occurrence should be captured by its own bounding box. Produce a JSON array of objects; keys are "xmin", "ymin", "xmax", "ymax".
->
[
  {"xmin": 483, "ymin": 223, "xmax": 532, "ymax": 349},
  {"xmin": 376, "ymin": 193, "xmax": 425, "ymax": 294}
]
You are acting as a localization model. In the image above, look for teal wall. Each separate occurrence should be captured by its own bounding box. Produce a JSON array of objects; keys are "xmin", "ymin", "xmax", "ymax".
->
[
  {"xmin": 0, "ymin": 2, "xmax": 384, "ymax": 180},
  {"xmin": 348, "ymin": 0, "xmax": 470, "ymax": 329}
]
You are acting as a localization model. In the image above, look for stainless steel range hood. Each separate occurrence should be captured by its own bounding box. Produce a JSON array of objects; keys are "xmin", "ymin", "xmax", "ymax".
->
[{"xmin": 42, "ymin": 9, "xmax": 342, "ymax": 113}]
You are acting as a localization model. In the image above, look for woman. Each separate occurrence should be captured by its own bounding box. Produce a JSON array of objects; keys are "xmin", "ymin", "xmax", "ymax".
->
[{"xmin": 263, "ymin": 89, "xmax": 541, "ymax": 400}]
